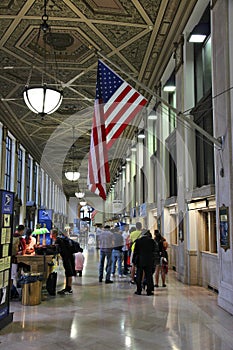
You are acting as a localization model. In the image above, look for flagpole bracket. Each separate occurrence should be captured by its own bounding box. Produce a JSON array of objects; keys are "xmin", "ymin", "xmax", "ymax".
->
[{"xmin": 217, "ymin": 135, "xmax": 225, "ymax": 150}]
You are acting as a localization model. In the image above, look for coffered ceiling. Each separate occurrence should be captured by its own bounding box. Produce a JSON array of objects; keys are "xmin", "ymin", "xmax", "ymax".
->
[{"xmin": 0, "ymin": 0, "xmax": 197, "ymax": 203}]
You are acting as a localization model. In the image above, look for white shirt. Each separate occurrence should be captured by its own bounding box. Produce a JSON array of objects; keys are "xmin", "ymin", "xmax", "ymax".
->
[{"xmin": 122, "ymin": 230, "xmax": 129, "ymax": 251}]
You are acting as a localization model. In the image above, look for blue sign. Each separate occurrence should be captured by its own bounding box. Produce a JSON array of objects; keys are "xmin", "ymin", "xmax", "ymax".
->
[
  {"xmin": 38, "ymin": 209, "xmax": 53, "ymax": 232},
  {"xmin": 2, "ymin": 191, "xmax": 14, "ymax": 214},
  {"xmin": 38, "ymin": 209, "xmax": 53, "ymax": 221}
]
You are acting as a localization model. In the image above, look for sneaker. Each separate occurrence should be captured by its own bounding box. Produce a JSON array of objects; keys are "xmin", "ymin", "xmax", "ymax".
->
[
  {"xmin": 99, "ymin": 277, "xmax": 103, "ymax": 282},
  {"xmin": 162, "ymin": 284, "xmax": 166, "ymax": 287},
  {"xmin": 58, "ymin": 288, "xmax": 73, "ymax": 295},
  {"xmin": 118, "ymin": 275, "xmax": 123, "ymax": 278},
  {"xmin": 57, "ymin": 288, "xmax": 67, "ymax": 294},
  {"xmin": 154, "ymin": 284, "xmax": 159, "ymax": 288},
  {"xmin": 105, "ymin": 279, "xmax": 113, "ymax": 284},
  {"xmin": 64, "ymin": 289, "xmax": 73, "ymax": 295},
  {"xmin": 130, "ymin": 280, "xmax": 135, "ymax": 285},
  {"xmin": 110, "ymin": 273, "xmax": 115, "ymax": 278}
]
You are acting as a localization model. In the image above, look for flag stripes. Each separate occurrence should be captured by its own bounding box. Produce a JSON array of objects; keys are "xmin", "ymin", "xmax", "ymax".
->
[{"xmin": 87, "ymin": 60, "xmax": 147, "ymax": 200}]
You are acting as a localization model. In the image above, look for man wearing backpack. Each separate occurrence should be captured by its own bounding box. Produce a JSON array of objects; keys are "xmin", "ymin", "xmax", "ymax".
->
[
  {"xmin": 133, "ymin": 230, "xmax": 156, "ymax": 296},
  {"xmin": 51, "ymin": 228, "xmax": 76, "ymax": 295}
]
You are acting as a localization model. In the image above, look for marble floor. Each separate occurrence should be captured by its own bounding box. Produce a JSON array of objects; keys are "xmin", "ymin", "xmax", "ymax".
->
[{"xmin": 1, "ymin": 245, "xmax": 233, "ymax": 350}]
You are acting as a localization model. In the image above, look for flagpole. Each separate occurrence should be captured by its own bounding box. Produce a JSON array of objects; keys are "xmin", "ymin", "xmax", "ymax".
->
[{"xmin": 97, "ymin": 51, "xmax": 223, "ymax": 150}]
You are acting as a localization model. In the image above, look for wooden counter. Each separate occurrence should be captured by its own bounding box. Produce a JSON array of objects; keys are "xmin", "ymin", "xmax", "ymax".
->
[{"xmin": 16, "ymin": 255, "xmax": 54, "ymax": 282}]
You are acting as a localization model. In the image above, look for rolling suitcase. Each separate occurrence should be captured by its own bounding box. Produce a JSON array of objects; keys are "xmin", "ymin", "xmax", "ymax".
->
[{"xmin": 46, "ymin": 272, "xmax": 57, "ymax": 296}]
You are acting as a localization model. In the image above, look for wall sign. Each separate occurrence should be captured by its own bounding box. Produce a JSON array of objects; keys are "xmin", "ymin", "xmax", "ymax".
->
[{"xmin": 219, "ymin": 206, "xmax": 230, "ymax": 251}]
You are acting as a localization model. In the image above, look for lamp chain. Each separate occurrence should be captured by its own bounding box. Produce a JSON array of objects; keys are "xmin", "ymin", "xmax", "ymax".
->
[
  {"xmin": 72, "ymin": 126, "xmax": 75, "ymax": 172},
  {"xmin": 26, "ymin": 28, "xmax": 41, "ymax": 87}
]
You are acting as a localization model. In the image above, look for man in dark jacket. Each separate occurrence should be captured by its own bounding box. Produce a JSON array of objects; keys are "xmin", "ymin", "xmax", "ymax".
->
[
  {"xmin": 133, "ymin": 229, "xmax": 156, "ymax": 296},
  {"xmin": 51, "ymin": 228, "xmax": 76, "ymax": 294}
]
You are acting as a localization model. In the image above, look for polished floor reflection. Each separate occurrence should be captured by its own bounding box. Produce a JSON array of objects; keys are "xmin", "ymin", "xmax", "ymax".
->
[{"xmin": 1, "ymin": 245, "xmax": 233, "ymax": 350}]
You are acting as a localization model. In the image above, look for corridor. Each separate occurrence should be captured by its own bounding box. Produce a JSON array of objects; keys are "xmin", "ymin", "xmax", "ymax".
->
[{"xmin": 1, "ymin": 246, "xmax": 233, "ymax": 350}]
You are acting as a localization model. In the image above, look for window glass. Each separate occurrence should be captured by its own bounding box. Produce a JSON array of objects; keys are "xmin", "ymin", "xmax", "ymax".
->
[
  {"xmin": 194, "ymin": 36, "xmax": 212, "ymax": 103},
  {"xmin": 33, "ymin": 162, "xmax": 38, "ymax": 203},
  {"xmin": 17, "ymin": 148, "xmax": 23, "ymax": 198},
  {"xmin": 203, "ymin": 37, "xmax": 212, "ymax": 93},
  {"xmin": 4, "ymin": 136, "xmax": 12, "ymax": 191},
  {"xmin": 203, "ymin": 210, "xmax": 217, "ymax": 253},
  {"xmin": 193, "ymin": 93, "xmax": 214, "ymax": 186},
  {"xmin": 26, "ymin": 155, "xmax": 31, "ymax": 201}
]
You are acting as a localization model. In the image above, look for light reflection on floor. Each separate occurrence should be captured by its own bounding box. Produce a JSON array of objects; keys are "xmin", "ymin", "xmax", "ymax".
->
[{"xmin": 1, "ymin": 246, "xmax": 233, "ymax": 350}]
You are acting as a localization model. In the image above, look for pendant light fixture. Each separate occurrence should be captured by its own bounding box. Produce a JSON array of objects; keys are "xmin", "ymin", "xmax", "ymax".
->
[
  {"xmin": 75, "ymin": 192, "xmax": 85, "ymax": 199},
  {"xmin": 137, "ymin": 129, "xmax": 145, "ymax": 139},
  {"xmin": 23, "ymin": 0, "xmax": 63, "ymax": 117},
  {"xmin": 65, "ymin": 126, "xmax": 80, "ymax": 181}
]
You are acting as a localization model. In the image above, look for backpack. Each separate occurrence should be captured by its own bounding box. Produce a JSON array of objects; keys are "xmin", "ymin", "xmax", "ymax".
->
[{"xmin": 67, "ymin": 238, "xmax": 83, "ymax": 254}]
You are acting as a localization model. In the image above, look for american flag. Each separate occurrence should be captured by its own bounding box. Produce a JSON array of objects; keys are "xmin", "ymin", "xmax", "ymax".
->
[
  {"xmin": 88, "ymin": 97, "xmax": 110, "ymax": 200},
  {"xmin": 88, "ymin": 60, "xmax": 147, "ymax": 199}
]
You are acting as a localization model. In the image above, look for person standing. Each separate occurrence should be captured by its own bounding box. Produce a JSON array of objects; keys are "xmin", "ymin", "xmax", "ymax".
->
[
  {"xmin": 51, "ymin": 228, "xmax": 76, "ymax": 295},
  {"xmin": 154, "ymin": 230, "xmax": 168, "ymax": 288},
  {"xmin": 133, "ymin": 230, "xmax": 156, "ymax": 296},
  {"xmin": 129, "ymin": 222, "xmax": 142, "ymax": 284},
  {"xmin": 111, "ymin": 227, "xmax": 124, "ymax": 278},
  {"xmin": 121, "ymin": 224, "xmax": 130, "ymax": 275},
  {"xmin": 74, "ymin": 250, "xmax": 85, "ymax": 276},
  {"xmin": 98, "ymin": 225, "xmax": 114, "ymax": 283},
  {"xmin": 25, "ymin": 228, "xmax": 36, "ymax": 255},
  {"xmin": 12, "ymin": 224, "xmax": 26, "ymax": 257}
]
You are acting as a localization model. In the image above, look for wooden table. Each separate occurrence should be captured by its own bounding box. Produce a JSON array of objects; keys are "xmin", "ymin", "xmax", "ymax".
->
[{"xmin": 16, "ymin": 255, "xmax": 54, "ymax": 283}]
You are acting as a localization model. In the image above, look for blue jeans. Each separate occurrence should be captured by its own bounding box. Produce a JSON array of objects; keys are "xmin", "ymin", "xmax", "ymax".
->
[
  {"xmin": 99, "ymin": 250, "xmax": 112, "ymax": 281},
  {"xmin": 111, "ymin": 249, "xmax": 123, "ymax": 276}
]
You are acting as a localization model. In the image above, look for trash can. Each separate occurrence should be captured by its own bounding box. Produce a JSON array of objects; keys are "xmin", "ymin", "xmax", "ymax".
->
[{"xmin": 20, "ymin": 273, "xmax": 43, "ymax": 306}]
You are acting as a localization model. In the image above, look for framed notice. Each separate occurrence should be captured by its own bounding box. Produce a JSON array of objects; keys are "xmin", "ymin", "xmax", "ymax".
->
[
  {"xmin": 3, "ymin": 214, "xmax": 10, "ymax": 227},
  {"xmin": 219, "ymin": 206, "xmax": 230, "ymax": 251},
  {"xmin": 2, "ymin": 245, "xmax": 9, "ymax": 257},
  {"xmin": 178, "ymin": 211, "xmax": 184, "ymax": 242}
]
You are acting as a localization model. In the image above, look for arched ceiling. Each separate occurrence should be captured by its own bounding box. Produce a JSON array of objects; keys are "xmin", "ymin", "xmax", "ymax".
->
[{"xmin": 0, "ymin": 0, "xmax": 197, "ymax": 202}]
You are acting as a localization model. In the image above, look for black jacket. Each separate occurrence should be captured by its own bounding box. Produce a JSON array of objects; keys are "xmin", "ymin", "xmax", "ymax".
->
[{"xmin": 133, "ymin": 235, "xmax": 156, "ymax": 267}]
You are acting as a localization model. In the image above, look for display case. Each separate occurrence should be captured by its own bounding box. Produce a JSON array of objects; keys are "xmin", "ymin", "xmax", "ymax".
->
[{"xmin": 0, "ymin": 190, "xmax": 14, "ymax": 329}]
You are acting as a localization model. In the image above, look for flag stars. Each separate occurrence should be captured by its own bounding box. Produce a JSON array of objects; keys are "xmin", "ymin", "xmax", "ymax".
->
[{"xmin": 96, "ymin": 60, "xmax": 125, "ymax": 102}]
